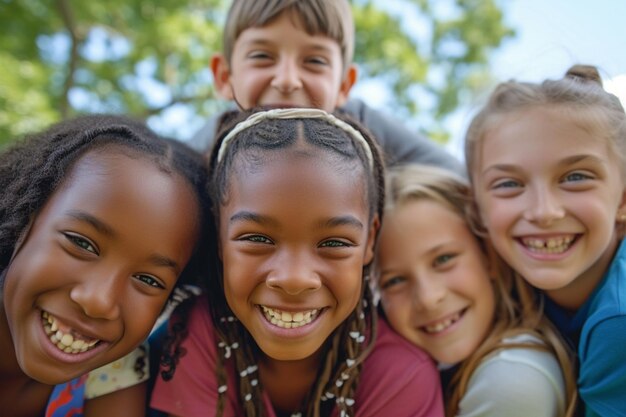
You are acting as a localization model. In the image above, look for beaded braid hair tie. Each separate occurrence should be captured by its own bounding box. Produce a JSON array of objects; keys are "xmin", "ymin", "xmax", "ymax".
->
[{"xmin": 216, "ymin": 108, "xmax": 374, "ymax": 170}]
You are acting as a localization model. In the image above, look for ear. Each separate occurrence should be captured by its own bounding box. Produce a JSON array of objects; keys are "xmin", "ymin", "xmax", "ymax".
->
[
  {"xmin": 335, "ymin": 64, "xmax": 357, "ymax": 108},
  {"xmin": 211, "ymin": 54, "xmax": 234, "ymax": 100},
  {"xmin": 363, "ymin": 214, "xmax": 380, "ymax": 265}
]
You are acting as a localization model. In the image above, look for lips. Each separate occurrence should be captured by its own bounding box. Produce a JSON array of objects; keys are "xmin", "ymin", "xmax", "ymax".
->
[
  {"xmin": 420, "ymin": 309, "xmax": 465, "ymax": 334},
  {"xmin": 260, "ymin": 305, "xmax": 320, "ymax": 329},
  {"xmin": 41, "ymin": 311, "xmax": 101, "ymax": 354}
]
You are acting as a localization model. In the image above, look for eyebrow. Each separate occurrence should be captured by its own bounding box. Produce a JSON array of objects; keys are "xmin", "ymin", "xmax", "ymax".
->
[
  {"xmin": 148, "ymin": 254, "xmax": 181, "ymax": 275},
  {"xmin": 242, "ymin": 39, "xmax": 334, "ymax": 54},
  {"xmin": 229, "ymin": 211, "xmax": 364, "ymax": 230},
  {"xmin": 65, "ymin": 210, "xmax": 116, "ymax": 237},
  {"xmin": 482, "ymin": 154, "xmax": 606, "ymax": 176},
  {"xmin": 229, "ymin": 211, "xmax": 279, "ymax": 227},
  {"xmin": 66, "ymin": 210, "xmax": 180, "ymax": 274},
  {"xmin": 318, "ymin": 216, "xmax": 364, "ymax": 230}
]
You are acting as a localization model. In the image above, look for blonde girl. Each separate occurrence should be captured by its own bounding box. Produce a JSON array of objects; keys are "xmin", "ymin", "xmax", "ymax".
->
[
  {"xmin": 376, "ymin": 164, "xmax": 577, "ymax": 416},
  {"xmin": 466, "ymin": 65, "xmax": 626, "ymax": 416}
]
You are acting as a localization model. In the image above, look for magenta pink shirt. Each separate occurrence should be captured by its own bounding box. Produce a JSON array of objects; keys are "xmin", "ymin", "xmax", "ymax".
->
[{"xmin": 151, "ymin": 298, "xmax": 443, "ymax": 416}]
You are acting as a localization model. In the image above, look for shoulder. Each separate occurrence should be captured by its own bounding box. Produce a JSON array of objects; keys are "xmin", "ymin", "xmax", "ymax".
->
[
  {"xmin": 458, "ymin": 334, "xmax": 565, "ymax": 417},
  {"xmin": 85, "ymin": 342, "xmax": 150, "ymax": 399},
  {"xmin": 577, "ymin": 315, "xmax": 626, "ymax": 413},
  {"xmin": 150, "ymin": 297, "xmax": 239, "ymax": 417},
  {"xmin": 47, "ymin": 377, "xmax": 88, "ymax": 416},
  {"xmin": 368, "ymin": 317, "xmax": 434, "ymax": 365},
  {"xmin": 354, "ymin": 318, "xmax": 444, "ymax": 417}
]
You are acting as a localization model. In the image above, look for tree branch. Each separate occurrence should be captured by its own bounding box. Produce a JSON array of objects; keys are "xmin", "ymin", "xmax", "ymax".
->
[
  {"xmin": 141, "ymin": 92, "xmax": 215, "ymax": 117},
  {"xmin": 55, "ymin": 0, "xmax": 79, "ymax": 119}
]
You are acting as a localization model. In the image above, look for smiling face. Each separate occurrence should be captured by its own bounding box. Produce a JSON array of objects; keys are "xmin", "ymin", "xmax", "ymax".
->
[
  {"xmin": 218, "ymin": 146, "xmax": 376, "ymax": 362},
  {"xmin": 2, "ymin": 149, "xmax": 199, "ymax": 384},
  {"xmin": 212, "ymin": 10, "xmax": 356, "ymax": 112},
  {"xmin": 377, "ymin": 199, "xmax": 495, "ymax": 365},
  {"xmin": 473, "ymin": 107, "xmax": 626, "ymax": 308}
]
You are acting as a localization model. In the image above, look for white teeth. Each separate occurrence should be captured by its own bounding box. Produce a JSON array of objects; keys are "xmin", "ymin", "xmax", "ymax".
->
[
  {"xmin": 40, "ymin": 311, "xmax": 100, "ymax": 354},
  {"xmin": 522, "ymin": 236, "xmax": 575, "ymax": 254},
  {"xmin": 261, "ymin": 306, "xmax": 319, "ymax": 329},
  {"xmin": 423, "ymin": 311, "xmax": 462, "ymax": 334}
]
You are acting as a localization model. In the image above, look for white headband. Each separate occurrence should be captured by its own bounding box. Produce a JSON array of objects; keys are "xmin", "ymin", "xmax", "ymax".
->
[{"xmin": 216, "ymin": 108, "xmax": 374, "ymax": 169}]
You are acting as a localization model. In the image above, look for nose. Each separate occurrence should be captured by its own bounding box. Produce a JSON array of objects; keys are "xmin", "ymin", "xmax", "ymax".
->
[
  {"xmin": 412, "ymin": 275, "xmax": 446, "ymax": 311},
  {"xmin": 271, "ymin": 58, "xmax": 302, "ymax": 93},
  {"xmin": 523, "ymin": 186, "xmax": 565, "ymax": 226},
  {"xmin": 69, "ymin": 269, "xmax": 123, "ymax": 320},
  {"xmin": 266, "ymin": 249, "xmax": 322, "ymax": 295}
]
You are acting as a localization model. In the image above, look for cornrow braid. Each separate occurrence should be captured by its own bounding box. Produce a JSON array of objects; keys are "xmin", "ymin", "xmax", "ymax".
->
[
  {"xmin": 197, "ymin": 107, "xmax": 387, "ymax": 417},
  {"xmin": 310, "ymin": 280, "xmax": 377, "ymax": 417}
]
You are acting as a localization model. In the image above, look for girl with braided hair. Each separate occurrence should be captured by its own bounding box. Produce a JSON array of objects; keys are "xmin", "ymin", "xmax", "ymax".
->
[
  {"xmin": 151, "ymin": 108, "xmax": 443, "ymax": 417},
  {"xmin": 0, "ymin": 114, "xmax": 209, "ymax": 416}
]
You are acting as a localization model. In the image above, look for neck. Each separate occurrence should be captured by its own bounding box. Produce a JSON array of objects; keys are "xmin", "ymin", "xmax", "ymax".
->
[{"xmin": 259, "ymin": 349, "xmax": 324, "ymax": 414}]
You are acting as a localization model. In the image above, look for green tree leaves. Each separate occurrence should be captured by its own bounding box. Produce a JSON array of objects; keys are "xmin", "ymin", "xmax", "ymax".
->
[{"xmin": 0, "ymin": 0, "xmax": 513, "ymax": 147}]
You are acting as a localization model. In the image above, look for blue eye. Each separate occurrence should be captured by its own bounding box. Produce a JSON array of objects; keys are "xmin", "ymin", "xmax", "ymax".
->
[
  {"xmin": 248, "ymin": 51, "xmax": 272, "ymax": 60},
  {"xmin": 133, "ymin": 274, "xmax": 165, "ymax": 289},
  {"xmin": 306, "ymin": 56, "xmax": 329, "ymax": 66},
  {"xmin": 64, "ymin": 233, "xmax": 98, "ymax": 255},
  {"xmin": 493, "ymin": 179, "xmax": 520, "ymax": 189},
  {"xmin": 563, "ymin": 172, "xmax": 592, "ymax": 182},
  {"xmin": 433, "ymin": 253, "xmax": 456, "ymax": 267}
]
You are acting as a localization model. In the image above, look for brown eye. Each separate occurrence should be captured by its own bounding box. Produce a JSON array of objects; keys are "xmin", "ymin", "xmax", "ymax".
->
[
  {"xmin": 64, "ymin": 233, "xmax": 99, "ymax": 255},
  {"xmin": 243, "ymin": 235, "xmax": 272, "ymax": 244},
  {"xmin": 319, "ymin": 239, "xmax": 350, "ymax": 248},
  {"xmin": 133, "ymin": 274, "xmax": 165, "ymax": 289}
]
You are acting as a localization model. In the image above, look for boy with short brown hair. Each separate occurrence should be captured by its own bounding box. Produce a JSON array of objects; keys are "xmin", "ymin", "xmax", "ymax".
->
[{"xmin": 191, "ymin": 0, "xmax": 464, "ymax": 173}]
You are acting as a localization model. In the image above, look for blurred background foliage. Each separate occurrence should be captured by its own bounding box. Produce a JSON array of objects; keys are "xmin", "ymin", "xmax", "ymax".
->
[{"xmin": 0, "ymin": 0, "xmax": 514, "ymax": 147}]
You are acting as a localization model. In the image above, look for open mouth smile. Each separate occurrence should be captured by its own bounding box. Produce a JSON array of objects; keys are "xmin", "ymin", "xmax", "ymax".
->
[
  {"xmin": 41, "ymin": 311, "xmax": 101, "ymax": 354},
  {"xmin": 260, "ymin": 305, "xmax": 320, "ymax": 329},
  {"xmin": 519, "ymin": 235, "xmax": 577, "ymax": 254},
  {"xmin": 421, "ymin": 309, "xmax": 466, "ymax": 335}
]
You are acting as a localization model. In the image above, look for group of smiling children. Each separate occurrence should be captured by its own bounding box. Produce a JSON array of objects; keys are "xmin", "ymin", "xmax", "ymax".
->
[{"xmin": 1, "ymin": 1, "xmax": 624, "ymax": 416}]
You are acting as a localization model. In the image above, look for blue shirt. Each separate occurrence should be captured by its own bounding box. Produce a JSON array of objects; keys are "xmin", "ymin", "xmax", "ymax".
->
[{"xmin": 545, "ymin": 239, "xmax": 626, "ymax": 417}]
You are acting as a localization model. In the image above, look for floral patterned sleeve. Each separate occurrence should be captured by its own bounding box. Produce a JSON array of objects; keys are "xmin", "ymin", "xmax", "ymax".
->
[{"xmin": 84, "ymin": 342, "xmax": 150, "ymax": 399}]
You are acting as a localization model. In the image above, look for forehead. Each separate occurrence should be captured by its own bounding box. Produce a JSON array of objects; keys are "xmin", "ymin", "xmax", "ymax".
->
[
  {"xmin": 477, "ymin": 107, "xmax": 615, "ymax": 170},
  {"xmin": 47, "ymin": 150, "xmax": 196, "ymax": 229},
  {"xmin": 383, "ymin": 199, "xmax": 469, "ymax": 243},
  {"xmin": 234, "ymin": 10, "xmax": 343, "ymax": 53},
  {"xmin": 223, "ymin": 147, "xmax": 368, "ymax": 217}
]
